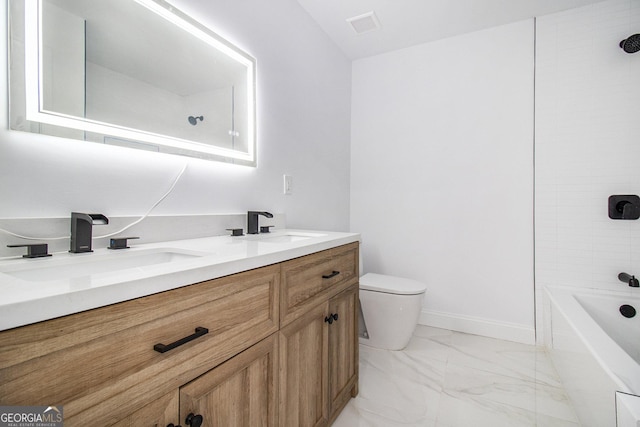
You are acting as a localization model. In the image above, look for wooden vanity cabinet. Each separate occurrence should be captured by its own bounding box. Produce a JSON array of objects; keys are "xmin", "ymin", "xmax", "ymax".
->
[
  {"xmin": 279, "ymin": 243, "xmax": 359, "ymax": 427},
  {"xmin": 0, "ymin": 264, "xmax": 280, "ymax": 426},
  {"xmin": 0, "ymin": 242, "xmax": 359, "ymax": 427}
]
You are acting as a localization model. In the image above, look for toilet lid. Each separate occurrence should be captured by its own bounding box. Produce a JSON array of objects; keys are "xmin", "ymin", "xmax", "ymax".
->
[{"xmin": 359, "ymin": 273, "xmax": 427, "ymax": 295}]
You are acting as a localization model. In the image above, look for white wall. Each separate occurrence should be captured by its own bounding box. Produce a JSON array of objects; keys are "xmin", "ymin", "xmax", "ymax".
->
[
  {"xmin": 0, "ymin": 0, "xmax": 351, "ymax": 232},
  {"xmin": 351, "ymin": 20, "xmax": 535, "ymax": 343},
  {"xmin": 536, "ymin": 0, "xmax": 640, "ymax": 342}
]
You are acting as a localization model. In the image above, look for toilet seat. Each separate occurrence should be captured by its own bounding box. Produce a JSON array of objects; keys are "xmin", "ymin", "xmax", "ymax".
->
[{"xmin": 359, "ymin": 273, "xmax": 427, "ymax": 295}]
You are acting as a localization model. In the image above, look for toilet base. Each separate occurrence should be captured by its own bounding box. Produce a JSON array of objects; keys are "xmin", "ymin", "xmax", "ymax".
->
[{"xmin": 358, "ymin": 290, "xmax": 424, "ymax": 350}]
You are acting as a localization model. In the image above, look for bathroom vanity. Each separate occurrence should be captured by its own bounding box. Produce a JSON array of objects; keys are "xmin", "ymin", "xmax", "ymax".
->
[{"xmin": 0, "ymin": 231, "xmax": 359, "ymax": 426}]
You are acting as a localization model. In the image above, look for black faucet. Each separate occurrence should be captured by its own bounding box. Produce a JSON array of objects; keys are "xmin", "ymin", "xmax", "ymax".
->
[
  {"xmin": 70, "ymin": 212, "xmax": 109, "ymax": 253},
  {"xmin": 247, "ymin": 211, "xmax": 273, "ymax": 234},
  {"xmin": 618, "ymin": 272, "xmax": 640, "ymax": 287}
]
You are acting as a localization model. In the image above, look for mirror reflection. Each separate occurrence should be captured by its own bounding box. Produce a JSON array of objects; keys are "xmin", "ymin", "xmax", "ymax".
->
[{"xmin": 9, "ymin": 0, "xmax": 257, "ymax": 165}]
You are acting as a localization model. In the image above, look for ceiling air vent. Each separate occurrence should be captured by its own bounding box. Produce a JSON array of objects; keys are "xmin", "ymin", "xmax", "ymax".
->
[{"xmin": 346, "ymin": 11, "xmax": 380, "ymax": 34}]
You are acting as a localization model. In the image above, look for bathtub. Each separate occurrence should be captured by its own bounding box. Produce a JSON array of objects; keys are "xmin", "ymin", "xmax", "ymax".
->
[{"xmin": 545, "ymin": 286, "xmax": 640, "ymax": 427}]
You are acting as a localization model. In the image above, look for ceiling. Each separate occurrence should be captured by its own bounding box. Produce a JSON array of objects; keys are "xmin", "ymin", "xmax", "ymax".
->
[{"xmin": 295, "ymin": 0, "xmax": 608, "ymax": 60}]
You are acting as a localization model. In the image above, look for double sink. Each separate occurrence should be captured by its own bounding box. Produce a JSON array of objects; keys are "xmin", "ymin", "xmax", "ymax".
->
[
  {"xmin": 0, "ymin": 231, "xmax": 326, "ymax": 283},
  {"xmin": 0, "ymin": 228, "xmax": 362, "ymax": 332}
]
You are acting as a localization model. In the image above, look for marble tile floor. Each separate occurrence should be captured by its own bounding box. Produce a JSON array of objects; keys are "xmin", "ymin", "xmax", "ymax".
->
[{"xmin": 333, "ymin": 325, "xmax": 580, "ymax": 427}]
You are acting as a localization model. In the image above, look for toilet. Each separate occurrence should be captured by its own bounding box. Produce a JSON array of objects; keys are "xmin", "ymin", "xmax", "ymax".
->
[{"xmin": 358, "ymin": 273, "xmax": 427, "ymax": 350}]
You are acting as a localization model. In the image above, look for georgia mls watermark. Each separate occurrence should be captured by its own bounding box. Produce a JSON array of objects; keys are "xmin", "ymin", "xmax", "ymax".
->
[{"xmin": 0, "ymin": 406, "xmax": 63, "ymax": 427}]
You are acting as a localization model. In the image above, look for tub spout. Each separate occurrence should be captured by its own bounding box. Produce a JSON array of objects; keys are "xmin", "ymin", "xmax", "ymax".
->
[{"xmin": 618, "ymin": 272, "xmax": 639, "ymax": 287}]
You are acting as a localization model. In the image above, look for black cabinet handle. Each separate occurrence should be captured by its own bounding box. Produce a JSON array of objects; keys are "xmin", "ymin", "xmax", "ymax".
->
[
  {"xmin": 185, "ymin": 413, "xmax": 203, "ymax": 427},
  {"xmin": 153, "ymin": 327, "xmax": 208, "ymax": 353},
  {"xmin": 322, "ymin": 270, "xmax": 340, "ymax": 279},
  {"xmin": 324, "ymin": 313, "xmax": 339, "ymax": 324}
]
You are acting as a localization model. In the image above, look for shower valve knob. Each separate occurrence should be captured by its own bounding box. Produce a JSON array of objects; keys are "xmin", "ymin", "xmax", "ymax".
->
[{"xmin": 608, "ymin": 195, "xmax": 640, "ymax": 220}]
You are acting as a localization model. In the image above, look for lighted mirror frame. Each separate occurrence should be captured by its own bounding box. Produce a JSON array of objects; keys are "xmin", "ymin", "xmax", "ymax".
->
[{"xmin": 19, "ymin": 0, "xmax": 257, "ymax": 166}]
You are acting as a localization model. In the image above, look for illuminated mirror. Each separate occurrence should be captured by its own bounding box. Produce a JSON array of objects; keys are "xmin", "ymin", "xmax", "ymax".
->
[{"xmin": 9, "ymin": 0, "xmax": 257, "ymax": 166}]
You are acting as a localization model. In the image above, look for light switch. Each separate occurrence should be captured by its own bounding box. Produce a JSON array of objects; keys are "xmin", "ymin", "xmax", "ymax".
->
[{"xmin": 283, "ymin": 175, "xmax": 293, "ymax": 195}]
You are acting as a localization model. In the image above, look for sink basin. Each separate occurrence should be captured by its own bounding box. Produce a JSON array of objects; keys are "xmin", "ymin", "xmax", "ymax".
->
[
  {"xmin": 1, "ymin": 249, "xmax": 205, "ymax": 282},
  {"xmin": 246, "ymin": 231, "xmax": 327, "ymax": 244},
  {"xmin": 258, "ymin": 235, "xmax": 312, "ymax": 243}
]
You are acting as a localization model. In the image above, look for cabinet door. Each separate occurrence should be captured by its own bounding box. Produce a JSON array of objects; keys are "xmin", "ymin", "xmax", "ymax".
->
[
  {"xmin": 328, "ymin": 284, "xmax": 359, "ymax": 418},
  {"xmin": 109, "ymin": 391, "xmax": 179, "ymax": 427},
  {"xmin": 279, "ymin": 302, "xmax": 329, "ymax": 427},
  {"xmin": 179, "ymin": 334, "xmax": 278, "ymax": 427}
]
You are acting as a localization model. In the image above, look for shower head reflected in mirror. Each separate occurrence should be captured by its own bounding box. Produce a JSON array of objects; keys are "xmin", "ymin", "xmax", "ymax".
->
[
  {"xmin": 620, "ymin": 34, "xmax": 640, "ymax": 53},
  {"xmin": 188, "ymin": 115, "xmax": 204, "ymax": 125}
]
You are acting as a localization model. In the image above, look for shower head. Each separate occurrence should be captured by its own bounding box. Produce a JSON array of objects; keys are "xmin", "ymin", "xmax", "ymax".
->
[
  {"xmin": 620, "ymin": 34, "xmax": 640, "ymax": 53},
  {"xmin": 188, "ymin": 115, "xmax": 204, "ymax": 125}
]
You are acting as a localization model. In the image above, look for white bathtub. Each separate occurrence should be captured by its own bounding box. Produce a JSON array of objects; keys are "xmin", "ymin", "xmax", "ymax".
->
[{"xmin": 546, "ymin": 286, "xmax": 640, "ymax": 427}]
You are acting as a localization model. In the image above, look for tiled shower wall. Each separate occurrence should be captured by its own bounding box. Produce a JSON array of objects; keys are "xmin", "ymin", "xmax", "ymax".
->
[{"xmin": 535, "ymin": 0, "xmax": 640, "ymax": 343}]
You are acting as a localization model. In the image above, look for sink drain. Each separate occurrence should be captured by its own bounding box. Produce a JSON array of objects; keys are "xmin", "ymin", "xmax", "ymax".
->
[{"xmin": 620, "ymin": 304, "xmax": 636, "ymax": 318}]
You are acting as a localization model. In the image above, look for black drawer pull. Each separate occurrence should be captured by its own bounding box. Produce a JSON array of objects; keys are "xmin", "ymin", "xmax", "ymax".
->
[
  {"xmin": 322, "ymin": 270, "xmax": 340, "ymax": 279},
  {"xmin": 154, "ymin": 327, "xmax": 208, "ymax": 353}
]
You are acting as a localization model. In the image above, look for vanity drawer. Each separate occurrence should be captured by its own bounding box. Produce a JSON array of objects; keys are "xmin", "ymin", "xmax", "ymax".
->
[
  {"xmin": 280, "ymin": 242, "xmax": 359, "ymax": 326},
  {"xmin": 0, "ymin": 264, "xmax": 279, "ymax": 425}
]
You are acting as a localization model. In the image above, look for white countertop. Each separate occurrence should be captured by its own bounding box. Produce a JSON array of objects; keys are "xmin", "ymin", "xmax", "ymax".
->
[{"xmin": 0, "ymin": 229, "xmax": 360, "ymax": 331}]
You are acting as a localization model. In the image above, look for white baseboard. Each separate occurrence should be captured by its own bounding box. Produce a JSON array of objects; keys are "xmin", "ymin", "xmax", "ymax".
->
[{"xmin": 418, "ymin": 309, "xmax": 536, "ymax": 345}]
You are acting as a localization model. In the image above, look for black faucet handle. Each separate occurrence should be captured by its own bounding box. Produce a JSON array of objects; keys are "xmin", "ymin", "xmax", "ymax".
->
[
  {"xmin": 108, "ymin": 237, "xmax": 139, "ymax": 250},
  {"xmin": 260, "ymin": 225, "xmax": 274, "ymax": 233},
  {"xmin": 7, "ymin": 243, "xmax": 52, "ymax": 258},
  {"xmin": 226, "ymin": 228, "xmax": 244, "ymax": 236}
]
